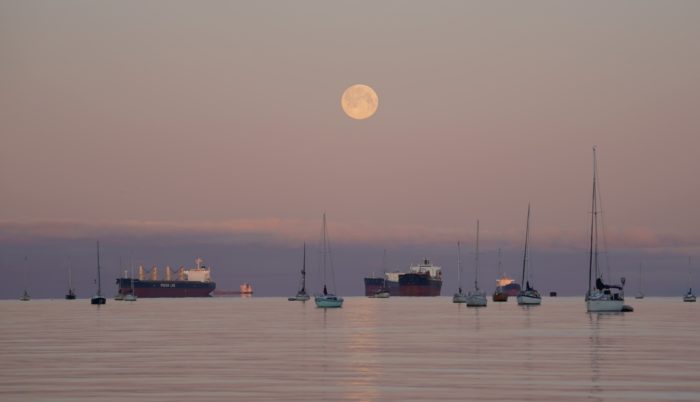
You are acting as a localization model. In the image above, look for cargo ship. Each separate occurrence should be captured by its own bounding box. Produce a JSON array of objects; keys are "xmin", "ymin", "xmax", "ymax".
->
[
  {"xmin": 364, "ymin": 258, "xmax": 442, "ymax": 297},
  {"xmin": 115, "ymin": 258, "xmax": 215, "ymax": 298}
]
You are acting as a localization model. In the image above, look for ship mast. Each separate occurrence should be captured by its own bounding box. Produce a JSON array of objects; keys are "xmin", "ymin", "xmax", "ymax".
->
[
  {"xmin": 588, "ymin": 148, "xmax": 597, "ymax": 296},
  {"xmin": 96, "ymin": 241, "xmax": 102, "ymax": 296},
  {"xmin": 301, "ymin": 243, "xmax": 306, "ymax": 293},
  {"xmin": 521, "ymin": 204, "xmax": 531, "ymax": 287},
  {"xmin": 475, "ymin": 220, "xmax": 480, "ymax": 291}
]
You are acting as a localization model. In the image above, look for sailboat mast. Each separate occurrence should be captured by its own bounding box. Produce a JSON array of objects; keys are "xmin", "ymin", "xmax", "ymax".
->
[
  {"xmin": 302, "ymin": 243, "xmax": 306, "ymax": 291},
  {"xmin": 96, "ymin": 241, "xmax": 102, "ymax": 296},
  {"xmin": 457, "ymin": 241, "xmax": 461, "ymax": 289},
  {"xmin": 475, "ymin": 220, "xmax": 480, "ymax": 291},
  {"xmin": 588, "ymin": 148, "xmax": 597, "ymax": 295},
  {"xmin": 322, "ymin": 213, "xmax": 327, "ymax": 287},
  {"xmin": 521, "ymin": 204, "xmax": 531, "ymax": 286}
]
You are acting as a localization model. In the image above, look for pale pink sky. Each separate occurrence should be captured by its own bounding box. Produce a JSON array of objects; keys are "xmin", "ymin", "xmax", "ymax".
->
[{"xmin": 1, "ymin": 1, "xmax": 700, "ymax": 252}]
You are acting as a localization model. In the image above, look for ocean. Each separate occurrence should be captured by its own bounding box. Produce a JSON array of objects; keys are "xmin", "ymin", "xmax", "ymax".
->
[{"xmin": 1, "ymin": 297, "xmax": 698, "ymax": 401}]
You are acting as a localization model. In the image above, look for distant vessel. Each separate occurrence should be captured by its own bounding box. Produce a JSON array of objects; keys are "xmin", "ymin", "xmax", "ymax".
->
[
  {"xmin": 369, "ymin": 250, "xmax": 391, "ymax": 299},
  {"xmin": 635, "ymin": 263, "xmax": 644, "ymax": 299},
  {"xmin": 585, "ymin": 148, "xmax": 625, "ymax": 313},
  {"xmin": 364, "ymin": 260, "xmax": 442, "ymax": 297},
  {"xmin": 315, "ymin": 213, "xmax": 343, "ymax": 308},
  {"xmin": 240, "ymin": 283, "xmax": 253, "ymax": 295},
  {"xmin": 683, "ymin": 257, "xmax": 696, "ymax": 302},
  {"xmin": 91, "ymin": 241, "xmax": 106, "ymax": 305},
  {"xmin": 516, "ymin": 205, "xmax": 541, "ymax": 306},
  {"xmin": 452, "ymin": 242, "xmax": 467, "ymax": 303},
  {"xmin": 466, "ymin": 220, "xmax": 487, "ymax": 307},
  {"xmin": 65, "ymin": 262, "xmax": 76, "ymax": 300},
  {"xmin": 123, "ymin": 263, "xmax": 137, "ymax": 302},
  {"xmin": 288, "ymin": 244, "xmax": 310, "ymax": 301},
  {"xmin": 492, "ymin": 249, "xmax": 510, "ymax": 302},
  {"xmin": 20, "ymin": 256, "xmax": 30, "ymax": 301},
  {"xmin": 115, "ymin": 258, "xmax": 216, "ymax": 298}
]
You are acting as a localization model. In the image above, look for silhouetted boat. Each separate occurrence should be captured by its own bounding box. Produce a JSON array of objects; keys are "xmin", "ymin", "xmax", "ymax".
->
[
  {"xmin": 315, "ymin": 213, "xmax": 343, "ymax": 308},
  {"xmin": 585, "ymin": 148, "xmax": 625, "ymax": 312},
  {"xmin": 91, "ymin": 241, "xmax": 106, "ymax": 305},
  {"xmin": 289, "ymin": 243, "xmax": 310, "ymax": 301},
  {"xmin": 466, "ymin": 220, "xmax": 487, "ymax": 307},
  {"xmin": 517, "ymin": 204, "xmax": 541, "ymax": 306},
  {"xmin": 65, "ymin": 262, "xmax": 76, "ymax": 300},
  {"xmin": 452, "ymin": 241, "xmax": 467, "ymax": 303}
]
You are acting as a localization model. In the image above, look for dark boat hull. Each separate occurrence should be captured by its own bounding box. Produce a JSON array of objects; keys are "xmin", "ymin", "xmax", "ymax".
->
[
  {"xmin": 398, "ymin": 273, "xmax": 441, "ymax": 296},
  {"xmin": 116, "ymin": 278, "xmax": 215, "ymax": 298}
]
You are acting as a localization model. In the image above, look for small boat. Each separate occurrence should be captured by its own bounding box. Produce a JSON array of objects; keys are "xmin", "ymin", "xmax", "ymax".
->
[
  {"xmin": 373, "ymin": 285, "xmax": 391, "ymax": 299},
  {"xmin": 65, "ymin": 260, "xmax": 77, "ymax": 300},
  {"xmin": 466, "ymin": 221, "xmax": 487, "ymax": 307},
  {"xmin": 492, "ymin": 249, "xmax": 508, "ymax": 302},
  {"xmin": 452, "ymin": 241, "xmax": 467, "ymax": 303},
  {"xmin": 90, "ymin": 241, "xmax": 107, "ymax": 305},
  {"xmin": 516, "ymin": 205, "xmax": 541, "ymax": 306},
  {"xmin": 19, "ymin": 289, "xmax": 31, "ymax": 301},
  {"xmin": 288, "ymin": 243, "xmax": 311, "ymax": 301},
  {"xmin": 124, "ymin": 263, "xmax": 137, "ymax": 302},
  {"xmin": 314, "ymin": 213, "xmax": 343, "ymax": 308},
  {"xmin": 20, "ymin": 256, "xmax": 31, "ymax": 301},
  {"xmin": 549, "ymin": 291, "xmax": 557, "ymax": 297},
  {"xmin": 683, "ymin": 258, "xmax": 696, "ymax": 302},
  {"xmin": 634, "ymin": 263, "xmax": 644, "ymax": 299},
  {"xmin": 585, "ymin": 148, "xmax": 625, "ymax": 313}
]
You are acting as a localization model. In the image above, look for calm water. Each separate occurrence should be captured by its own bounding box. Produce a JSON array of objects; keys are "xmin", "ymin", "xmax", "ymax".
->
[{"xmin": 1, "ymin": 297, "xmax": 698, "ymax": 401}]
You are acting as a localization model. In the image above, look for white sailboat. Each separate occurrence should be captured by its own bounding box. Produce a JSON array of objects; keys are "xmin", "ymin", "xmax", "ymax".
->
[
  {"xmin": 288, "ymin": 243, "xmax": 311, "ymax": 301},
  {"xmin": 314, "ymin": 213, "xmax": 344, "ymax": 308},
  {"xmin": 452, "ymin": 241, "xmax": 467, "ymax": 303},
  {"xmin": 90, "ymin": 241, "xmax": 107, "ymax": 305},
  {"xmin": 372, "ymin": 249, "xmax": 391, "ymax": 298},
  {"xmin": 124, "ymin": 261, "xmax": 137, "ymax": 302},
  {"xmin": 585, "ymin": 148, "xmax": 625, "ymax": 312},
  {"xmin": 466, "ymin": 220, "xmax": 487, "ymax": 307},
  {"xmin": 683, "ymin": 257, "xmax": 696, "ymax": 302},
  {"xmin": 517, "ymin": 205, "xmax": 541, "ymax": 306},
  {"xmin": 634, "ymin": 263, "xmax": 644, "ymax": 299}
]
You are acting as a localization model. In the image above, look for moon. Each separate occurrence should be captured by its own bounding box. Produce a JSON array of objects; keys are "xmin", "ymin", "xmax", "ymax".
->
[{"xmin": 341, "ymin": 84, "xmax": 378, "ymax": 120}]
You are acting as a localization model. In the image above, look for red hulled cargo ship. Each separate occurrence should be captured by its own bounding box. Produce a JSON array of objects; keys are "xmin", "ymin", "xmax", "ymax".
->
[{"xmin": 116, "ymin": 258, "xmax": 215, "ymax": 298}]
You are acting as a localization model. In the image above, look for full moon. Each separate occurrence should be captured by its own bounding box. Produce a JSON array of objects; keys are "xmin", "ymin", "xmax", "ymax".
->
[{"xmin": 341, "ymin": 84, "xmax": 378, "ymax": 120}]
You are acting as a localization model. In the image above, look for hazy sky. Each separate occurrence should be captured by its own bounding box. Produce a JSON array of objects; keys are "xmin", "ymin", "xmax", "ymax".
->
[{"xmin": 1, "ymin": 1, "xmax": 699, "ymax": 297}]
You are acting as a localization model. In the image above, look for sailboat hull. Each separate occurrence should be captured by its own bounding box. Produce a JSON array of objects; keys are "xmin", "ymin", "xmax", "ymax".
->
[
  {"xmin": 315, "ymin": 295, "xmax": 343, "ymax": 308},
  {"xmin": 466, "ymin": 293, "xmax": 487, "ymax": 307},
  {"xmin": 683, "ymin": 295, "xmax": 696, "ymax": 302},
  {"xmin": 453, "ymin": 293, "xmax": 467, "ymax": 303},
  {"xmin": 91, "ymin": 296, "xmax": 106, "ymax": 305},
  {"xmin": 586, "ymin": 299, "xmax": 623, "ymax": 312},
  {"xmin": 65, "ymin": 294, "xmax": 76, "ymax": 300},
  {"xmin": 288, "ymin": 293, "xmax": 310, "ymax": 301}
]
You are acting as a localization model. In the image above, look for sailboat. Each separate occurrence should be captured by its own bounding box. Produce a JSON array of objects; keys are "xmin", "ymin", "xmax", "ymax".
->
[
  {"xmin": 452, "ymin": 241, "xmax": 467, "ymax": 303},
  {"xmin": 19, "ymin": 256, "xmax": 31, "ymax": 301},
  {"xmin": 124, "ymin": 262, "xmax": 137, "ymax": 302},
  {"xmin": 288, "ymin": 243, "xmax": 311, "ymax": 301},
  {"xmin": 585, "ymin": 148, "xmax": 625, "ymax": 312},
  {"xmin": 65, "ymin": 259, "xmax": 76, "ymax": 300},
  {"xmin": 372, "ymin": 249, "xmax": 391, "ymax": 298},
  {"xmin": 492, "ymin": 249, "xmax": 508, "ymax": 302},
  {"xmin": 466, "ymin": 220, "xmax": 487, "ymax": 307},
  {"xmin": 683, "ymin": 257, "xmax": 696, "ymax": 302},
  {"xmin": 314, "ymin": 213, "xmax": 344, "ymax": 308},
  {"xmin": 90, "ymin": 241, "xmax": 107, "ymax": 305},
  {"xmin": 634, "ymin": 263, "xmax": 644, "ymax": 299},
  {"xmin": 516, "ymin": 205, "xmax": 541, "ymax": 306}
]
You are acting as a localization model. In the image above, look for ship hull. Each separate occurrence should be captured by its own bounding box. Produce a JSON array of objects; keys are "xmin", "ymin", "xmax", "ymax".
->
[
  {"xmin": 398, "ymin": 273, "xmax": 441, "ymax": 296},
  {"xmin": 503, "ymin": 283, "xmax": 521, "ymax": 296},
  {"xmin": 116, "ymin": 278, "xmax": 215, "ymax": 298},
  {"xmin": 363, "ymin": 276, "xmax": 439, "ymax": 296}
]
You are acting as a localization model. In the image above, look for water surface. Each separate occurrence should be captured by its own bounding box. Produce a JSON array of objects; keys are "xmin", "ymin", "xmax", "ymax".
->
[{"xmin": 1, "ymin": 297, "xmax": 698, "ymax": 401}]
